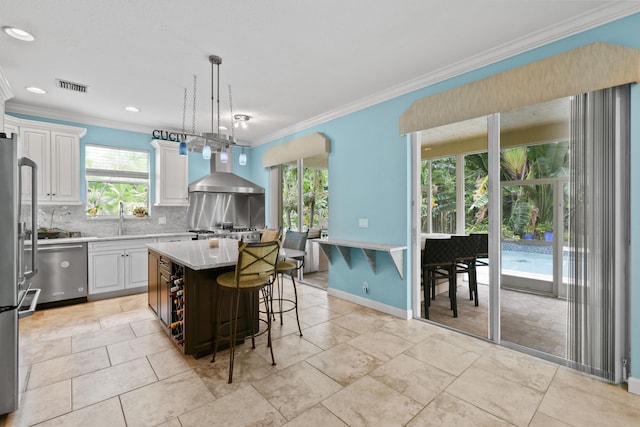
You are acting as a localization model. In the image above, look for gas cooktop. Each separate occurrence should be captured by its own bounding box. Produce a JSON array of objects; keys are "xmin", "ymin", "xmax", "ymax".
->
[{"xmin": 190, "ymin": 228, "xmax": 261, "ymax": 242}]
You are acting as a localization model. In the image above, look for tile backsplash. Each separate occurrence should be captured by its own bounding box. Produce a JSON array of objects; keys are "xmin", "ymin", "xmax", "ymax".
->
[{"xmin": 37, "ymin": 205, "xmax": 189, "ymax": 237}]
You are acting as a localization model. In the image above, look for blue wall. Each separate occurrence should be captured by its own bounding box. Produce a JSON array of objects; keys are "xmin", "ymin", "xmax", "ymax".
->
[{"xmin": 245, "ymin": 13, "xmax": 640, "ymax": 379}]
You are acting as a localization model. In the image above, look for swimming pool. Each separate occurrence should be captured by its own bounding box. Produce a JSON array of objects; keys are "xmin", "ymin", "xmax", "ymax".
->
[{"xmin": 500, "ymin": 242, "xmax": 568, "ymax": 278}]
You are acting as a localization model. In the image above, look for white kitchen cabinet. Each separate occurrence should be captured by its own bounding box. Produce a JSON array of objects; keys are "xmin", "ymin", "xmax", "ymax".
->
[
  {"xmin": 88, "ymin": 238, "xmax": 155, "ymax": 295},
  {"xmin": 151, "ymin": 139, "xmax": 189, "ymax": 206},
  {"xmin": 5, "ymin": 115, "xmax": 86, "ymax": 204}
]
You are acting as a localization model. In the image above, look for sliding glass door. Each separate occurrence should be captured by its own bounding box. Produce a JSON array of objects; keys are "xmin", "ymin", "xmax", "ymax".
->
[
  {"xmin": 415, "ymin": 90, "xmax": 630, "ymax": 381},
  {"xmin": 280, "ymin": 157, "xmax": 329, "ymax": 287},
  {"xmin": 419, "ymin": 116, "xmax": 489, "ymax": 339}
]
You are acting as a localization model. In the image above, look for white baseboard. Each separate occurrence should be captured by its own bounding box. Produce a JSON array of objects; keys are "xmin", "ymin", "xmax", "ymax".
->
[
  {"xmin": 327, "ymin": 287, "xmax": 412, "ymax": 320},
  {"xmin": 628, "ymin": 376, "xmax": 640, "ymax": 395}
]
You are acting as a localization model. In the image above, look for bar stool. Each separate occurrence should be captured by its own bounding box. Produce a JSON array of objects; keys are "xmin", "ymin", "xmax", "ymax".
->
[
  {"xmin": 261, "ymin": 228, "xmax": 280, "ymax": 243},
  {"xmin": 211, "ymin": 240, "xmax": 280, "ymax": 383},
  {"xmin": 272, "ymin": 230, "xmax": 308, "ymax": 336}
]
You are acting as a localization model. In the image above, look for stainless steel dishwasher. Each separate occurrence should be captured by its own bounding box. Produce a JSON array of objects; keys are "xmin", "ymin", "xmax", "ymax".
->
[{"xmin": 25, "ymin": 243, "xmax": 88, "ymax": 305}]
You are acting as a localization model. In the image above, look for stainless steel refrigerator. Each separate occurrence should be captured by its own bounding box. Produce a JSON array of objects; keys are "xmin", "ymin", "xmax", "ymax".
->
[{"xmin": 0, "ymin": 132, "xmax": 40, "ymax": 414}]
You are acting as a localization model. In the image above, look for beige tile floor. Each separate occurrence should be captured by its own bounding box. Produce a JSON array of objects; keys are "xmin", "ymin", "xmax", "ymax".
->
[
  {"xmin": 425, "ymin": 280, "xmax": 567, "ymax": 357},
  {"xmin": 2, "ymin": 281, "xmax": 640, "ymax": 427}
]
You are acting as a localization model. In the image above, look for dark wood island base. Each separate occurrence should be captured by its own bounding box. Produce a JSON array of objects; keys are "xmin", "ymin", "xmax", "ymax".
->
[{"xmin": 148, "ymin": 245, "xmax": 256, "ymax": 358}]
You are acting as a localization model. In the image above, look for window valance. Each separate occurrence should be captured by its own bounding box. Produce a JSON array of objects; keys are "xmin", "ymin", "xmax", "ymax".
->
[
  {"xmin": 399, "ymin": 42, "xmax": 640, "ymax": 135},
  {"xmin": 262, "ymin": 132, "xmax": 330, "ymax": 168}
]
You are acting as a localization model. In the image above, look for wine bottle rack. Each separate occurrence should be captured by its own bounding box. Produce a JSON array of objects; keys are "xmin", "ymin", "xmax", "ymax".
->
[{"xmin": 169, "ymin": 264, "xmax": 185, "ymax": 347}]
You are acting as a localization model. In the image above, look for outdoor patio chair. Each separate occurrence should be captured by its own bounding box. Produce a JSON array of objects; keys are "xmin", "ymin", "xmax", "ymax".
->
[
  {"xmin": 452, "ymin": 235, "xmax": 479, "ymax": 307},
  {"xmin": 422, "ymin": 238, "xmax": 458, "ymax": 318}
]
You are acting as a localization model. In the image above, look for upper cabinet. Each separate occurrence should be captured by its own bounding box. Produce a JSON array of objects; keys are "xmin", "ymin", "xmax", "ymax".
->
[
  {"xmin": 151, "ymin": 140, "xmax": 188, "ymax": 206},
  {"xmin": 5, "ymin": 115, "xmax": 86, "ymax": 204}
]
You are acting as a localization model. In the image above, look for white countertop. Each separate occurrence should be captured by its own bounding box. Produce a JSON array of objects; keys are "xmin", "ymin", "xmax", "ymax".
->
[
  {"xmin": 148, "ymin": 239, "xmax": 239, "ymax": 270},
  {"xmin": 147, "ymin": 239, "xmax": 305, "ymax": 271}
]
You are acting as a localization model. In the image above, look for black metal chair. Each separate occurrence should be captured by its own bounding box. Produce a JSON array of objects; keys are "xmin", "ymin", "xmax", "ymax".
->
[
  {"xmin": 422, "ymin": 238, "xmax": 458, "ymax": 318},
  {"xmin": 471, "ymin": 233, "xmax": 488, "ymax": 267},
  {"xmin": 211, "ymin": 240, "xmax": 279, "ymax": 383},
  {"xmin": 452, "ymin": 235, "xmax": 479, "ymax": 307},
  {"xmin": 272, "ymin": 230, "xmax": 308, "ymax": 336}
]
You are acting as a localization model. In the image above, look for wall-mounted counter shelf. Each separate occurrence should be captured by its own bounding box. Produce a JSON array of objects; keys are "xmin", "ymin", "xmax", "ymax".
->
[{"xmin": 315, "ymin": 239, "xmax": 407, "ymax": 279}]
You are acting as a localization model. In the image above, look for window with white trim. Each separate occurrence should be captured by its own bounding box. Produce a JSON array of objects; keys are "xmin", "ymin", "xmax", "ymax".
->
[{"xmin": 85, "ymin": 145, "xmax": 150, "ymax": 216}]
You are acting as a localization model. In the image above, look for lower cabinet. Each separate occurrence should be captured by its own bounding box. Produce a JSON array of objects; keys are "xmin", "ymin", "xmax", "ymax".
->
[{"xmin": 88, "ymin": 238, "xmax": 155, "ymax": 295}]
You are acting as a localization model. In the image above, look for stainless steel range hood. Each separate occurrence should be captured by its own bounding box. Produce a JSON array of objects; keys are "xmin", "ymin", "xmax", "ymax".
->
[
  {"xmin": 188, "ymin": 171, "xmax": 264, "ymax": 194},
  {"xmin": 188, "ymin": 154, "xmax": 264, "ymax": 194},
  {"xmin": 186, "ymin": 153, "xmax": 265, "ymax": 231}
]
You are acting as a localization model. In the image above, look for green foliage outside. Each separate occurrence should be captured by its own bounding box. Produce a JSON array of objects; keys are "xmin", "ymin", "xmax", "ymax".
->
[
  {"xmin": 85, "ymin": 145, "xmax": 150, "ymax": 217},
  {"xmin": 86, "ymin": 181, "xmax": 149, "ymax": 216},
  {"xmin": 422, "ymin": 141, "xmax": 569, "ymax": 239},
  {"xmin": 282, "ymin": 164, "xmax": 328, "ymax": 231}
]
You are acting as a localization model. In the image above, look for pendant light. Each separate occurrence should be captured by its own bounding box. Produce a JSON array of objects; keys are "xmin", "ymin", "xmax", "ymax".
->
[
  {"xmin": 179, "ymin": 88, "xmax": 188, "ymax": 156},
  {"xmin": 238, "ymin": 147, "xmax": 247, "ymax": 165},
  {"xmin": 202, "ymin": 144, "xmax": 211, "ymax": 160},
  {"xmin": 179, "ymin": 142, "xmax": 188, "ymax": 156}
]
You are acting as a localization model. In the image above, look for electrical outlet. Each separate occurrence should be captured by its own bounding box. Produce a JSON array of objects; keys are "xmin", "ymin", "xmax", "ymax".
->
[
  {"xmin": 158, "ymin": 216, "xmax": 166, "ymax": 225},
  {"xmin": 363, "ymin": 282, "xmax": 369, "ymax": 293}
]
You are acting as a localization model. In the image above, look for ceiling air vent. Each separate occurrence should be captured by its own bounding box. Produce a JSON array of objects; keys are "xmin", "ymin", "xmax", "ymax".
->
[{"xmin": 56, "ymin": 78, "xmax": 88, "ymax": 93}]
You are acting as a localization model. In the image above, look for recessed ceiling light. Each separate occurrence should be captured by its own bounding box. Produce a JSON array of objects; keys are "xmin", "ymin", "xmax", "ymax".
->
[
  {"xmin": 3, "ymin": 26, "xmax": 35, "ymax": 42},
  {"xmin": 26, "ymin": 86, "xmax": 46, "ymax": 95},
  {"xmin": 125, "ymin": 106, "xmax": 140, "ymax": 112}
]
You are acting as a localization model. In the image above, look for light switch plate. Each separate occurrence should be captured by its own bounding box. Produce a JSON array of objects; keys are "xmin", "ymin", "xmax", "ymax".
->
[
  {"xmin": 359, "ymin": 218, "xmax": 368, "ymax": 228},
  {"xmin": 158, "ymin": 216, "xmax": 167, "ymax": 225}
]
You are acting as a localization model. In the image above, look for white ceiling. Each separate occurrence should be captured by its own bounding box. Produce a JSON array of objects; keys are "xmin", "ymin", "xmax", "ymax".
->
[{"xmin": 1, "ymin": 1, "xmax": 638, "ymax": 146}]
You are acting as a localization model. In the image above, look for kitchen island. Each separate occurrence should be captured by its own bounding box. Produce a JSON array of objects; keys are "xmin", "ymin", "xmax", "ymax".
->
[
  {"xmin": 147, "ymin": 239, "xmax": 241, "ymax": 358},
  {"xmin": 147, "ymin": 239, "xmax": 305, "ymax": 357},
  {"xmin": 147, "ymin": 238, "xmax": 308, "ymax": 358}
]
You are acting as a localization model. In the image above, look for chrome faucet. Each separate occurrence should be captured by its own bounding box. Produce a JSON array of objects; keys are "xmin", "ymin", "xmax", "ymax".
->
[{"xmin": 118, "ymin": 201, "xmax": 124, "ymax": 236}]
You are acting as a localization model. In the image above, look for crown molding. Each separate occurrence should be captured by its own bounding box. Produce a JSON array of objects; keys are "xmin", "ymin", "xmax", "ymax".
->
[
  {"xmin": 253, "ymin": 3, "xmax": 640, "ymax": 146},
  {"xmin": 5, "ymin": 102, "xmax": 155, "ymax": 134},
  {"xmin": 5, "ymin": 102, "xmax": 255, "ymax": 146},
  {"xmin": 0, "ymin": 67, "xmax": 15, "ymax": 103}
]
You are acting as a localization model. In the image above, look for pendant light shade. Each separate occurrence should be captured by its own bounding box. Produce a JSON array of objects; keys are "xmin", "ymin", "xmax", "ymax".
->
[
  {"xmin": 238, "ymin": 147, "xmax": 247, "ymax": 165},
  {"xmin": 202, "ymin": 145, "xmax": 211, "ymax": 160},
  {"xmin": 179, "ymin": 141, "xmax": 187, "ymax": 156},
  {"xmin": 220, "ymin": 147, "xmax": 228, "ymax": 163}
]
